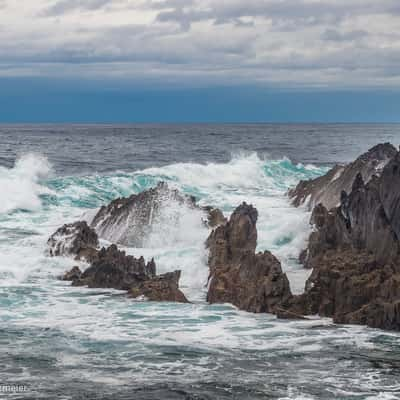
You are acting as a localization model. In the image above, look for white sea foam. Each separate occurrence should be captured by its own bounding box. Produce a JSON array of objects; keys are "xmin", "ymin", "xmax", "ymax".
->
[
  {"xmin": 0, "ymin": 153, "xmax": 53, "ymax": 214},
  {"xmin": 1, "ymin": 152, "xmax": 398, "ymax": 398}
]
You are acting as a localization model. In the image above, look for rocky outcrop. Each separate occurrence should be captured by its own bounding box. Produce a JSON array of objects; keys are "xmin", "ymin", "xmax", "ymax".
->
[
  {"xmin": 295, "ymin": 147, "xmax": 400, "ymax": 330},
  {"xmin": 206, "ymin": 203, "xmax": 292, "ymax": 313},
  {"xmin": 129, "ymin": 271, "xmax": 188, "ymax": 303},
  {"xmin": 48, "ymin": 221, "xmax": 99, "ymax": 261},
  {"xmin": 202, "ymin": 206, "xmax": 227, "ymax": 228},
  {"xmin": 89, "ymin": 182, "xmax": 195, "ymax": 247},
  {"xmin": 71, "ymin": 244, "xmax": 156, "ymax": 289},
  {"xmin": 89, "ymin": 182, "xmax": 223, "ymax": 247},
  {"xmin": 288, "ymin": 143, "xmax": 397, "ymax": 210},
  {"xmin": 62, "ymin": 245, "xmax": 188, "ymax": 303}
]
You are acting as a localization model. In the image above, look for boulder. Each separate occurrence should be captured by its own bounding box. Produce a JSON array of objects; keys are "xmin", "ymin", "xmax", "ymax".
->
[
  {"xmin": 289, "ymin": 143, "xmax": 397, "ymax": 210},
  {"xmin": 48, "ymin": 221, "xmax": 99, "ymax": 261},
  {"xmin": 206, "ymin": 203, "xmax": 292, "ymax": 313}
]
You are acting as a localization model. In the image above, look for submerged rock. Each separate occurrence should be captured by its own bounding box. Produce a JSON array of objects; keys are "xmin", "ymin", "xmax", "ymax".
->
[
  {"xmin": 288, "ymin": 143, "xmax": 397, "ymax": 210},
  {"xmin": 206, "ymin": 203, "xmax": 292, "ymax": 313},
  {"xmin": 47, "ymin": 221, "xmax": 99, "ymax": 261}
]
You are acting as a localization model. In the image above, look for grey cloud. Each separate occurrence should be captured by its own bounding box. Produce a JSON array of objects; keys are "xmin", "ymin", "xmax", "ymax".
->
[
  {"xmin": 43, "ymin": 0, "xmax": 113, "ymax": 16},
  {"xmin": 1, "ymin": 0, "xmax": 400, "ymax": 88},
  {"xmin": 322, "ymin": 29, "xmax": 369, "ymax": 42},
  {"xmin": 151, "ymin": 0, "xmax": 400, "ymax": 29}
]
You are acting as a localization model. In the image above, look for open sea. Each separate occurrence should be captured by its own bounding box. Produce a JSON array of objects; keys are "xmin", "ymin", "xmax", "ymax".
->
[{"xmin": 1, "ymin": 124, "xmax": 400, "ymax": 399}]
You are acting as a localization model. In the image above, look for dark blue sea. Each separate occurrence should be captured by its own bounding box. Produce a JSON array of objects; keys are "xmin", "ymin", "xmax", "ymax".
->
[{"xmin": 1, "ymin": 124, "xmax": 400, "ymax": 399}]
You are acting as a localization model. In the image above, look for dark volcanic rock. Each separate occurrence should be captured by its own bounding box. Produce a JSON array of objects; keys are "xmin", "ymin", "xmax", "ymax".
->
[
  {"xmin": 296, "ymin": 146, "xmax": 400, "ymax": 330},
  {"xmin": 62, "ymin": 244, "xmax": 188, "ymax": 303},
  {"xmin": 206, "ymin": 203, "xmax": 292, "ymax": 313},
  {"xmin": 297, "ymin": 250, "xmax": 400, "ymax": 330},
  {"xmin": 289, "ymin": 143, "xmax": 397, "ymax": 210},
  {"xmin": 62, "ymin": 266, "xmax": 82, "ymax": 281},
  {"xmin": 130, "ymin": 271, "xmax": 188, "ymax": 303},
  {"xmin": 72, "ymin": 244, "xmax": 156, "ymax": 290},
  {"xmin": 202, "ymin": 206, "xmax": 227, "ymax": 228},
  {"xmin": 48, "ymin": 221, "xmax": 99, "ymax": 261},
  {"xmin": 90, "ymin": 182, "xmax": 195, "ymax": 247}
]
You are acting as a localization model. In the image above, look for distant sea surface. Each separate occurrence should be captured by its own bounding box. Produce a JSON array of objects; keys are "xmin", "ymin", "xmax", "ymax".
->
[{"xmin": 1, "ymin": 124, "xmax": 400, "ymax": 400}]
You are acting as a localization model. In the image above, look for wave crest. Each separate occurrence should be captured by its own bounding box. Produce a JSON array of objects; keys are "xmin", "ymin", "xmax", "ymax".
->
[{"xmin": 0, "ymin": 153, "xmax": 52, "ymax": 214}]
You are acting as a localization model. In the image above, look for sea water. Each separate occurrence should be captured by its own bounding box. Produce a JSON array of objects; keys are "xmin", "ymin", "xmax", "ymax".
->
[{"xmin": 0, "ymin": 124, "xmax": 400, "ymax": 399}]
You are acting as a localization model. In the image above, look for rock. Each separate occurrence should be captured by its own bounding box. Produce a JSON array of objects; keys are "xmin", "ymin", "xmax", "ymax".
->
[
  {"xmin": 298, "ymin": 249, "xmax": 400, "ymax": 330},
  {"xmin": 335, "ymin": 300, "xmax": 400, "ymax": 331},
  {"xmin": 274, "ymin": 307, "xmax": 309, "ymax": 320},
  {"xmin": 64, "ymin": 244, "xmax": 188, "ymax": 303},
  {"xmin": 288, "ymin": 143, "xmax": 397, "ymax": 210},
  {"xmin": 89, "ymin": 182, "xmax": 197, "ymax": 247},
  {"xmin": 48, "ymin": 221, "xmax": 99, "ymax": 261},
  {"xmin": 202, "ymin": 206, "xmax": 227, "ymax": 228},
  {"xmin": 295, "ymin": 145, "xmax": 400, "ymax": 330},
  {"xmin": 130, "ymin": 271, "xmax": 188, "ymax": 303},
  {"xmin": 72, "ymin": 244, "xmax": 156, "ymax": 290},
  {"xmin": 62, "ymin": 266, "xmax": 82, "ymax": 281},
  {"xmin": 206, "ymin": 203, "xmax": 292, "ymax": 313}
]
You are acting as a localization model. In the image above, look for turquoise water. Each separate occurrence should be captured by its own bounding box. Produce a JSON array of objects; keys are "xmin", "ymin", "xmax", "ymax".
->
[{"xmin": 1, "ymin": 124, "xmax": 400, "ymax": 399}]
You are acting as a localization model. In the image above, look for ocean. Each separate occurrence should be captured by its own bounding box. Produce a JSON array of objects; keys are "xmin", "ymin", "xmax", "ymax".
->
[{"xmin": 1, "ymin": 124, "xmax": 400, "ymax": 399}]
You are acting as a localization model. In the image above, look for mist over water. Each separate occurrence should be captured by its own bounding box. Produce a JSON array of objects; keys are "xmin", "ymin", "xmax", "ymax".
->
[{"xmin": 1, "ymin": 124, "xmax": 400, "ymax": 399}]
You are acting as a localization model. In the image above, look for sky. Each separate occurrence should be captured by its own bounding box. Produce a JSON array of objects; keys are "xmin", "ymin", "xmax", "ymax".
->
[{"xmin": 0, "ymin": 0, "xmax": 400, "ymax": 122}]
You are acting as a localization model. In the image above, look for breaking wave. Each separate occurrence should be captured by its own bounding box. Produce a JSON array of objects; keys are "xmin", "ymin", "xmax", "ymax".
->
[{"xmin": 0, "ymin": 153, "xmax": 52, "ymax": 214}]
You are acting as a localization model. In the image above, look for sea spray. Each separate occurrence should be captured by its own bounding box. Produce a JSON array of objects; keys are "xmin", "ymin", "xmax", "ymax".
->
[{"xmin": 0, "ymin": 153, "xmax": 53, "ymax": 214}]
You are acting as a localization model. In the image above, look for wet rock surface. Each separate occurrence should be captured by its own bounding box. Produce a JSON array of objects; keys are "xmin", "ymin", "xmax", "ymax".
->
[
  {"xmin": 206, "ymin": 203, "xmax": 292, "ymax": 313},
  {"xmin": 62, "ymin": 245, "xmax": 188, "ymax": 303},
  {"xmin": 129, "ymin": 271, "xmax": 188, "ymax": 303},
  {"xmin": 47, "ymin": 221, "xmax": 99, "ymax": 261},
  {"xmin": 289, "ymin": 143, "xmax": 397, "ymax": 210},
  {"xmin": 89, "ymin": 182, "xmax": 197, "ymax": 247},
  {"xmin": 295, "ymin": 145, "xmax": 400, "ymax": 330}
]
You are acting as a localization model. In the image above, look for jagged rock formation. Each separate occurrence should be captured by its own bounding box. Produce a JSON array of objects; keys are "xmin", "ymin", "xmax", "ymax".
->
[
  {"xmin": 129, "ymin": 271, "xmax": 188, "ymax": 303},
  {"xmin": 89, "ymin": 182, "xmax": 224, "ymax": 246},
  {"xmin": 47, "ymin": 221, "xmax": 99, "ymax": 261},
  {"xmin": 49, "ymin": 221, "xmax": 187, "ymax": 303},
  {"xmin": 62, "ymin": 245, "xmax": 188, "ymax": 303},
  {"xmin": 288, "ymin": 143, "xmax": 397, "ymax": 210},
  {"xmin": 296, "ymin": 250, "xmax": 400, "ymax": 330},
  {"xmin": 206, "ymin": 203, "xmax": 292, "ymax": 313},
  {"xmin": 70, "ymin": 244, "xmax": 156, "ymax": 289},
  {"xmin": 202, "ymin": 206, "xmax": 227, "ymax": 228},
  {"xmin": 89, "ymin": 182, "xmax": 195, "ymax": 247},
  {"xmin": 295, "ymin": 147, "xmax": 400, "ymax": 330}
]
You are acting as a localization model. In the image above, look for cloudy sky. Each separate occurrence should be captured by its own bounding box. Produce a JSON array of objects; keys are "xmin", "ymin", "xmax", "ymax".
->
[{"xmin": 1, "ymin": 0, "xmax": 400, "ymax": 121}]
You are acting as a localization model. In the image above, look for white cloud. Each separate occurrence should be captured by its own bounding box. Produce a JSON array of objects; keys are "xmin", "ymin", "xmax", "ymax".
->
[{"xmin": 0, "ymin": 0, "xmax": 399, "ymax": 87}]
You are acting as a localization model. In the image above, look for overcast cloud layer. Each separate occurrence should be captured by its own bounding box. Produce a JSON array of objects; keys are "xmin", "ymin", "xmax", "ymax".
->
[{"xmin": 1, "ymin": 0, "xmax": 400, "ymax": 88}]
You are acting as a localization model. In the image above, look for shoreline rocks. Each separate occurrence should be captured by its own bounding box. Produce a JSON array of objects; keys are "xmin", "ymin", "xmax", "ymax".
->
[
  {"xmin": 47, "ymin": 221, "xmax": 99, "ymax": 261},
  {"xmin": 291, "ymin": 144, "xmax": 400, "ymax": 330},
  {"xmin": 288, "ymin": 143, "xmax": 397, "ymax": 210},
  {"xmin": 49, "ymin": 221, "xmax": 188, "ymax": 303},
  {"xmin": 89, "ymin": 181, "xmax": 225, "ymax": 247},
  {"xmin": 206, "ymin": 203, "xmax": 292, "ymax": 313}
]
